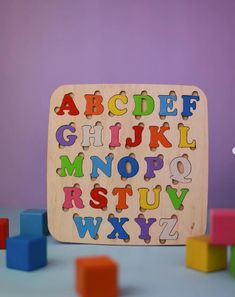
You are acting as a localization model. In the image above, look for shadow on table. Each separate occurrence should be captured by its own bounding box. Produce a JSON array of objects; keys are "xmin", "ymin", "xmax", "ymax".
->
[{"xmin": 120, "ymin": 285, "xmax": 143, "ymax": 296}]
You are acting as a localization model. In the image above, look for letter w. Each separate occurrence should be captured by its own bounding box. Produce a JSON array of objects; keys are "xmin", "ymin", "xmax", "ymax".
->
[{"xmin": 73, "ymin": 216, "xmax": 102, "ymax": 239}]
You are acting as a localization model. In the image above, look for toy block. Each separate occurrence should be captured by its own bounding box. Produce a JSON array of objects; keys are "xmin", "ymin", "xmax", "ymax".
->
[
  {"xmin": 0, "ymin": 218, "xmax": 9, "ymax": 249},
  {"xmin": 210, "ymin": 208, "xmax": 235, "ymax": 245},
  {"xmin": 20, "ymin": 209, "xmax": 49, "ymax": 236},
  {"xmin": 186, "ymin": 235, "xmax": 227, "ymax": 272},
  {"xmin": 230, "ymin": 246, "xmax": 235, "ymax": 278},
  {"xmin": 75, "ymin": 255, "xmax": 118, "ymax": 297},
  {"xmin": 6, "ymin": 235, "xmax": 47, "ymax": 271}
]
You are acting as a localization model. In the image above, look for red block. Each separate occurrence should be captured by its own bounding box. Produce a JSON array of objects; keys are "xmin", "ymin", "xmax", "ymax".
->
[
  {"xmin": 75, "ymin": 255, "xmax": 118, "ymax": 297},
  {"xmin": 0, "ymin": 218, "xmax": 9, "ymax": 249},
  {"xmin": 210, "ymin": 209, "xmax": 235, "ymax": 245}
]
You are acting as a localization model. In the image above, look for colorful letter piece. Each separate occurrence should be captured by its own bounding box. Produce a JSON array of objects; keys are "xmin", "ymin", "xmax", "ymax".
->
[
  {"xmin": 0, "ymin": 218, "xmax": 9, "ymax": 249},
  {"xmin": 112, "ymin": 187, "xmax": 133, "ymax": 210},
  {"xmin": 84, "ymin": 94, "xmax": 104, "ymax": 116},
  {"xmin": 166, "ymin": 187, "xmax": 189, "ymax": 210},
  {"xmin": 81, "ymin": 125, "xmax": 103, "ymax": 147},
  {"xmin": 210, "ymin": 209, "xmax": 235, "ymax": 245},
  {"xmin": 149, "ymin": 125, "xmax": 172, "ymax": 149},
  {"xmin": 117, "ymin": 156, "xmax": 139, "ymax": 178},
  {"xmin": 56, "ymin": 124, "xmax": 77, "ymax": 146},
  {"xmin": 230, "ymin": 246, "xmax": 235, "ymax": 278},
  {"xmin": 73, "ymin": 216, "xmax": 102, "ymax": 239},
  {"xmin": 75, "ymin": 255, "xmax": 118, "ymax": 297},
  {"xmin": 132, "ymin": 94, "xmax": 154, "ymax": 116},
  {"xmin": 125, "ymin": 125, "xmax": 144, "ymax": 147},
  {"xmin": 138, "ymin": 187, "xmax": 160, "ymax": 210},
  {"xmin": 169, "ymin": 156, "xmax": 192, "ymax": 183},
  {"xmin": 20, "ymin": 209, "xmax": 49, "ymax": 236},
  {"xmin": 107, "ymin": 217, "xmax": 129, "ymax": 240},
  {"xmin": 56, "ymin": 93, "xmax": 79, "ymax": 115},
  {"xmin": 181, "ymin": 95, "xmax": 200, "ymax": 117},
  {"xmin": 63, "ymin": 187, "xmax": 84, "ymax": 209},
  {"xmin": 6, "ymin": 235, "xmax": 47, "ymax": 271},
  {"xmin": 90, "ymin": 155, "xmax": 113, "ymax": 178},
  {"xmin": 178, "ymin": 125, "xmax": 196, "ymax": 149},
  {"xmin": 135, "ymin": 217, "xmax": 156, "ymax": 241},
  {"xmin": 144, "ymin": 156, "xmax": 164, "ymax": 179},
  {"xmin": 108, "ymin": 93, "xmax": 128, "ymax": 116},
  {"xmin": 60, "ymin": 155, "xmax": 84, "ymax": 177},
  {"xmin": 159, "ymin": 94, "xmax": 177, "ymax": 117},
  {"xmin": 90, "ymin": 187, "xmax": 108, "ymax": 209},
  {"xmin": 159, "ymin": 217, "xmax": 178, "ymax": 241},
  {"xmin": 186, "ymin": 235, "xmax": 227, "ymax": 272},
  {"xmin": 109, "ymin": 124, "xmax": 121, "ymax": 147}
]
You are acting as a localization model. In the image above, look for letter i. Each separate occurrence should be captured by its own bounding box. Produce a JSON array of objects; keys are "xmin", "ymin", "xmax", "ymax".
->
[{"xmin": 109, "ymin": 123, "xmax": 121, "ymax": 148}]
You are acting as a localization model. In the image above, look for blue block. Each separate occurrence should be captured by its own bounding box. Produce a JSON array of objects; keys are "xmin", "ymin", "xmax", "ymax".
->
[
  {"xmin": 20, "ymin": 209, "xmax": 49, "ymax": 236},
  {"xmin": 6, "ymin": 235, "xmax": 47, "ymax": 271}
]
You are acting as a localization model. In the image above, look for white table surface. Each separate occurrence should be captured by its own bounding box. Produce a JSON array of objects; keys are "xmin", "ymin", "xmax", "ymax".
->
[{"xmin": 0, "ymin": 208, "xmax": 235, "ymax": 297}]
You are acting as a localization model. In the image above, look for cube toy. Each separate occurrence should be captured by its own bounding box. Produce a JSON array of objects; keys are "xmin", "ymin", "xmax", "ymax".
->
[
  {"xmin": 0, "ymin": 218, "xmax": 9, "ymax": 249},
  {"xmin": 186, "ymin": 235, "xmax": 227, "ymax": 272},
  {"xmin": 20, "ymin": 209, "xmax": 49, "ymax": 236},
  {"xmin": 210, "ymin": 209, "xmax": 235, "ymax": 245},
  {"xmin": 75, "ymin": 255, "xmax": 118, "ymax": 297},
  {"xmin": 6, "ymin": 235, "xmax": 47, "ymax": 271},
  {"xmin": 231, "ymin": 246, "xmax": 235, "ymax": 278}
]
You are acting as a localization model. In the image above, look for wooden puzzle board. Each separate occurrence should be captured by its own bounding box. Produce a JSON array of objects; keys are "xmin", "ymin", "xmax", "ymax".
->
[{"xmin": 47, "ymin": 84, "xmax": 208, "ymax": 245}]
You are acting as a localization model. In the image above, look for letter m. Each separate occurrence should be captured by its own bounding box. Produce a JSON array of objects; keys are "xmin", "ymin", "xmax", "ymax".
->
[{"xmin": 59, "ymin": 155, "xmax": 84, "ymax": 177}]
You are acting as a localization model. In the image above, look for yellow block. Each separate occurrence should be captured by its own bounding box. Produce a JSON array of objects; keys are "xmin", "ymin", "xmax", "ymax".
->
[{"xmin": 186, "ymin": 235, "xmax": 227, "ymax": 272}]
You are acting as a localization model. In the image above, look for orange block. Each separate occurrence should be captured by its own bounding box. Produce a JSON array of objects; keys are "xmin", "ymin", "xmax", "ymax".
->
[{"xmin": 75, "ymin": 255, "xmax": 118, "ymax": 297}]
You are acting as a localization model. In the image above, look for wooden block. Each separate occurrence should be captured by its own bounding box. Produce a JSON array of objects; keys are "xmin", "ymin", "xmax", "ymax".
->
[
  {"xmin": 75, "ymin": 255, "xmax": 118, "ymax": 297},
  {"xmin": 48, "ymin": 84, "xmax": 208, "ymax": 245},
  {"xmin": 210, "ymin": 209, "xmax": 235, "ymax": 245},
  {"xmin": 6, "ymin": 235, "xmax": 47, "ymax": 271},
  {"xmin": 230, "ymin": 246, "xmax": 235, "ymax": 278},
  {"xmin": 0, "ymin": 218, "xmax": 9, "ymax": 249},
  {"xmin": 186, "ymin": 235, "xmax": 227, "ymax": 272},
  {"xmin": 20, "ymin": 209, "xmax": 49, "ymax": 236}
]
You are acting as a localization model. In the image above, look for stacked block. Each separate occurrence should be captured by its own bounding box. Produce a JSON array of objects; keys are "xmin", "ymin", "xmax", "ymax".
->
[
  {"xmin": 0, "ymin": 218, "xmax": 9, "ymax": 249},
  {"xmin": 186, "ymin": 208, "xmax": 235, "ymax": 279},
  {"xmin": 5, "ymin": 209, "xmax": 48, "ymax": 272},
  {"xmin": 231, "ymin": 246, "xmax": 235, "ymax": 278},
  {"xmin": 186, "ymin": 235, "xmax": 227, "ymax": 272},
  {"xmin": 210, "ymin": 209, "xmax": 235, "ymax": 245},
  {"xmin": 20, "ymin": 209, "xmax": 49, "ymax": 236},
  {"xmin": 6, "ymin": 235, "xmax": 47, "ymax": 271},
  {"xmin": 210, "ymin": 209, "xmax": 235, "ymax": 278},
  {"xmin": 75, "ymin": 255, "xmax": 118, "ymax": 297}
]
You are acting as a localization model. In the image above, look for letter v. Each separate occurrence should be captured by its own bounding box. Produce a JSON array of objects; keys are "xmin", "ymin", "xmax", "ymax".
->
[{"xmin": 166, "ymin": 186, "xmax": 189, "ymax": 210}]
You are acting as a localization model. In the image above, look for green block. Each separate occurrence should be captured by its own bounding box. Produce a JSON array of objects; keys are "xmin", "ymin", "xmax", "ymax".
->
[{"xmin": 230, "ymin": 246, "xmax": 235, "ymax": 278}]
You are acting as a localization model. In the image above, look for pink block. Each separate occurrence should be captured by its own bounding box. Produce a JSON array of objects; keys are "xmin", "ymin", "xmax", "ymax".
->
[{"xmin": 210, "ymin": 209, "xmax": 235, "ymax": 245}]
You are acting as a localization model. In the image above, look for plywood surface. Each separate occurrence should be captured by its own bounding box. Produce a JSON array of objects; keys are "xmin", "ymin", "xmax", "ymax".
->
[{"xmin": 47, "ymin": 84, "xmax": 208, "ymax": 245}]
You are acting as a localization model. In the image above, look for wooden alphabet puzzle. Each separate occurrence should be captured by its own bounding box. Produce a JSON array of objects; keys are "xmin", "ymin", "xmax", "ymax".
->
[{"xmin": 47, "ymin": 84, "xmax": 208, "ymax": 245}]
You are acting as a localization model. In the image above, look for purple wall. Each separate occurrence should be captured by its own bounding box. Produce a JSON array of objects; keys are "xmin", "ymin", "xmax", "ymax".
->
[{"xmin": 1, "ymin": 0, "xmax": 235, "ymax": 209}]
